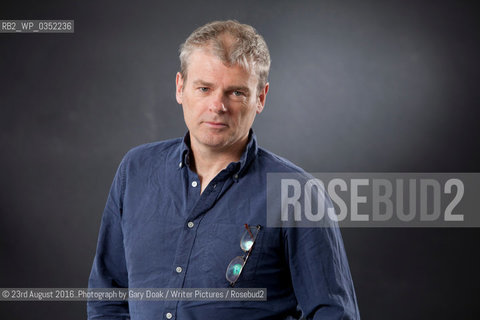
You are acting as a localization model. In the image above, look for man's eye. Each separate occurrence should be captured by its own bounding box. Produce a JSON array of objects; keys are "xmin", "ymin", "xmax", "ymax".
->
[
  {"xmin": 199, "ymin": 87, "xmax": 209, "ymax": 92},
  {"xmin": 232, "ymin": 91, "xmax": 244, "ymax": 96}
]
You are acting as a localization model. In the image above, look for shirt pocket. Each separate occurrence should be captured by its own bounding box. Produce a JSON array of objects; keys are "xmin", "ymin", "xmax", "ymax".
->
[{"xmin": 201, "ymin": 223, "xmax": 264, "ymax": 284}]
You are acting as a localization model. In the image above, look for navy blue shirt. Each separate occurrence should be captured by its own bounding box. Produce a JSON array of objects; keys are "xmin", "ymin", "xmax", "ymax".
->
[{"xmin": 88, "ymin": 131, "xmax": 360, "ymax": 319}]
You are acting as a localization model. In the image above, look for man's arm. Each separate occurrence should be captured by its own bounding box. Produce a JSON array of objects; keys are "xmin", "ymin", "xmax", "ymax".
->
[
  {"xmin": 284, "ymin": 222, "xmax": 360, "ymax": 319},
  {"xmin": 88, "ymin": 160, "xmax": 130, "ymax": 319}
]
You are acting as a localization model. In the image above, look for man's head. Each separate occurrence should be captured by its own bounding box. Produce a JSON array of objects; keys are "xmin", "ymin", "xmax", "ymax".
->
[
  {"xmin": 179, "ymin": 20, "xmax": 271, "ymax": 93},
  {"xmin": 176, "ymin": 21, "xmax": 271, "ymax": 154}
]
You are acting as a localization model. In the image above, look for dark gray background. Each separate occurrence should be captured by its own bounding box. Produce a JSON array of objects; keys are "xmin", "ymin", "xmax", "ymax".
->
[{"xmin": 1, "ymin": 0, "xmax": 479, "ymax": 319}]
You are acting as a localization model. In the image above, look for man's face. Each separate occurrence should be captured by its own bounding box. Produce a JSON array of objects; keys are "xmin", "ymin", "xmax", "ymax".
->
[{"xmin": 176, "ymin": 48, "xmax": 268, "ymax": 153}]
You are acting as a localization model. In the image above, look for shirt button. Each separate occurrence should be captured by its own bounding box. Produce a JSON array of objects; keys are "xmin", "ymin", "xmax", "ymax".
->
[
  {"xmin": 234, "ymin": 174, "xmax": 239, "ymax": 180},
  {"xmin": 187, "ymin": 221, "xmax": 194, "ymax": 228},
  {"xmin": 191, "ymin": 181, "xmax": 198, "ymax": 187},
  {"xmin": 166, "ymin": 312, "xmax": 173, "ymax": 319},
  {"xmin": 178, "ymin": 162, "xmax": 182, "ymax": 168},
  {"xmin": 176, "ymin": 266, "xmax": 182, "ymax": 273}
]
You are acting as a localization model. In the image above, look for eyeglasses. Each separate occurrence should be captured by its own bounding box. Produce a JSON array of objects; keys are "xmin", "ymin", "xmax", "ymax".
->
[{"xmin": 225, "ymin": 224, "xmax": 261, "ymax": 287}]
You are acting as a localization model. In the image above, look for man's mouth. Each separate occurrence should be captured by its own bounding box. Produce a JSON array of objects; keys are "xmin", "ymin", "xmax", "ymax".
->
[{"xmin": 204, "ymin": 121, "xmax": 228, "ymax": 128}]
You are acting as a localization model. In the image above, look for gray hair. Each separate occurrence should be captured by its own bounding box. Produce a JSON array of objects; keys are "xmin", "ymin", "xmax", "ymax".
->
[{"xmin": 179, "ymin": 20, "xmax": 271, "ymax": 92}]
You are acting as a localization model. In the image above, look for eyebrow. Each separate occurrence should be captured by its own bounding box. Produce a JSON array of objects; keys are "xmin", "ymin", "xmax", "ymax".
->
[{"xmin": 192, "ymin": 80, "xmax": 215, "ymax": 88}]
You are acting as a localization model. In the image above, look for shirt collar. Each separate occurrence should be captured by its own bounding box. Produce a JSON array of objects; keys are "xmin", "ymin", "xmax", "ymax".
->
[
  {"xmin": 178, "ymin": 129, "xmax": 258, "ymax": 179},
  {"xmin": 179, "ymin": 132, "xmax": 191, "ymax": 168}
]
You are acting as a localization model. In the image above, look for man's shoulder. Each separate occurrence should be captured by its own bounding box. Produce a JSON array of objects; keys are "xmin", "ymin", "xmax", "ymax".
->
[
  {"xmin": 256, "ymin": 147, "xmax": 306, "ymax": 174},
  {"xmin": 122, "ymin": 137, "xmax": 183, "ymax": 163}
]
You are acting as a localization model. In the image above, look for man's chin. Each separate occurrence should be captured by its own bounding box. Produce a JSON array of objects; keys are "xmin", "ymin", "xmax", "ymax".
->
[{"xmin": 194, "ymin": 134, "xmax": 230, "ymax": 149}]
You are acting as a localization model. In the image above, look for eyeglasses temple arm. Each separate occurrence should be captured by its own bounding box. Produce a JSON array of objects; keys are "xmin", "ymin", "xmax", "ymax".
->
[{"xmin": 244, "ymin": 223, "xmax": 254, "ymax": 239}]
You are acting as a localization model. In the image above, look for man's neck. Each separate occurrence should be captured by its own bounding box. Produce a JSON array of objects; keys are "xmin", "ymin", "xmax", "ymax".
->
[{"xmin": 189, "ymin": 136, "xmax": 248, "ymax": 193}]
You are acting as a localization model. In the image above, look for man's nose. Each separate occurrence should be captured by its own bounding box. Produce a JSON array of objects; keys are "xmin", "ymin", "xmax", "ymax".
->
[{"xmin": 209, "ymin": 93, "xmax": 227, "ymax": 113}]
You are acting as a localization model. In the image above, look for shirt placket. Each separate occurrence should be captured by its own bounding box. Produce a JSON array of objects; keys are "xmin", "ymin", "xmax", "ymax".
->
[{"xmin": 161, "ymin": 166, "xmax": 231, "ymax": 319}]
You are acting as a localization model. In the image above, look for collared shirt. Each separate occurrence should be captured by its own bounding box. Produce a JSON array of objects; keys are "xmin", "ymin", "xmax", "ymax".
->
[{"xmin": 88, "ymin": 130, "xmax": 360, "ymax": 319}]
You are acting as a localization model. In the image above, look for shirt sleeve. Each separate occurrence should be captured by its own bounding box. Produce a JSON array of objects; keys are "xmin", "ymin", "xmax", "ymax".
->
[
  {"xmin": 284, "ymin": 208, "xmax": 360, "ymax": 319},
  {"xmin": 87, "ymin": 159, "xmax": 130, "ymax": 319}
]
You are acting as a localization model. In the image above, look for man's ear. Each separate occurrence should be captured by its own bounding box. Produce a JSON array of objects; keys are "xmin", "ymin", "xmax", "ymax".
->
[
  {"xmin": 256, "ymin": 82, "xmax": 269, "ymax": 114},
  {"xmin": 176, "ymin": 72, "xmax": 184, "ymax": 104}
]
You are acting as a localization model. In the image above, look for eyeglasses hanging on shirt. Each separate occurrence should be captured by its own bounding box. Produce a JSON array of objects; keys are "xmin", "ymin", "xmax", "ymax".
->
[{"xmin": 225, "ymin": 224, "xmax": 261, "ymax": 287}]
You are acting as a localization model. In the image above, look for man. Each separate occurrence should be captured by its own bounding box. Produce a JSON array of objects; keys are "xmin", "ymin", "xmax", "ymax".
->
[{"xmin": 88, "ymin": 20, "xmax": 360, "ymax": 319}]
